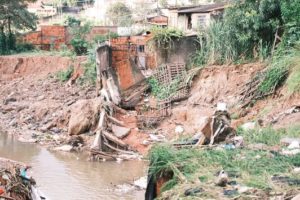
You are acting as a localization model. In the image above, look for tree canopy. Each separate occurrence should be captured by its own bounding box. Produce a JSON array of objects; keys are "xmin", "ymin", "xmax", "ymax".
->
[
  {"xmin": 106, "ymin": 2, "xmax": 132, "ymax": 26},
  {"xmin": 0, "ymin": 0, "xmax": 37, "ymax": 54},
  {"xmin": 0, "ymin": 0, "xmax": 38, "ymax": 31}
]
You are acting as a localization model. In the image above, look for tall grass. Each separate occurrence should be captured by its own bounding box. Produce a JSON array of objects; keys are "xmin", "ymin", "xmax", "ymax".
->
[
  {"xmin": 148, "ymin": 125, "xmax": 300, "ymax": 196},
  {"xmin": 259, "ymin": 46, "xmax": 300, "ymax": 95},
  {"xmin": 192, "ymin": 21, "xmax": 258, "ymax": 66},
  {"xmin": 286, "ymin": 46, "xmax": 300, "ymax": 94}
]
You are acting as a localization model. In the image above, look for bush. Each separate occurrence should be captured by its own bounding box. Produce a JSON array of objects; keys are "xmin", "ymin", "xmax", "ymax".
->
[
  {"xmin": 78, "ymin": 47, "xmax": 97, "ymax": 85},
  {"xmin": 15, "ymin": 43, "xmax": 35, "ymax": 53},
  {"xmin": 192, "ymin": 0, "xmax": 284, "ymax": 66},
  {"xmin": 67, "ymin": 18, "xmax": 92, "ymax": 56},
  {"xmin": 150, "ymin": 26, "xmax": 183, "ymax": 50},
  {"xmin": 259, "ymin": 46, "xmax": 300, "ymax": 95},
  {"xmin": 70, "ymin": 38, "xmax": 89, "ymax": 55},
  {"xmin": 56, "ymin": 66, "xmax": 74, "ymax": 82}
]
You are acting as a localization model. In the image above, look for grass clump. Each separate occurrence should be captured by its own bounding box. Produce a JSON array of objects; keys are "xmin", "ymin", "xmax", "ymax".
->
[
  {"xmin": 56, "ymin": 66, "xmax": 74, "ymax": 82},
  {"xmin": 148, "ymin": 77, "xmax": 181, "ymax": 100},
  {"xmin": 238, "ymin": 125, "xmax": 300, "ymax": 146},
  {"xmin": 148, "ymin": 125, "xmax": 300, "ymax": 197}
]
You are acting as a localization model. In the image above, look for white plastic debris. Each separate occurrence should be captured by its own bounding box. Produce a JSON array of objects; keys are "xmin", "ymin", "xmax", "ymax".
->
[
  {"xmin": 241, "ymin": 122, "xmax": 256, "ymax": 131},
  {"xmin": 134, "ymin": 176, "xmax": 147, "ymax": 189},
  {"xmin": 217, "ymin": 102, "xmax": 227, "ymax": 111},
  {"xmin": 53, "ymin": 145, "xmax": 73, "ymax": 152},
  {"xmin": 175, "ymin": 125, "xmax": 184, "ymax": 134},
  {"xmin": 288, "ymin": 141, "xmax": 300, "ymax": 149}
]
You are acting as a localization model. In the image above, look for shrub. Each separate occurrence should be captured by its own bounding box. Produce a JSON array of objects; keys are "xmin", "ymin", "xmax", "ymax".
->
[
  {"xmin": 68, "ymin": 18, "xmax": 92, "ymax": 56},
  {"xmin": 150, "ymin": 26, "xmax": 183, "ymax": 50},
  {"xmin": 15, "ymin": 43, "xmax": 35, "ymax": 53},
  {"xmin": 78, "ymin": 47, "xmax": 97, "ymax": 85},
  {"xmin": 56, "ymin": 66, "xmax": 74, "ymax": 82},
  {"xmin": 259, "ymin": 46, "xmax": 300, "ymax": 95}
]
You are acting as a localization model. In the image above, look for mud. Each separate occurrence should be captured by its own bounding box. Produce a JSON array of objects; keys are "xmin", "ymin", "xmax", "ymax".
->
[{"xmin": 0, "ymin": 55, "xmax": 298, "ymax": 156}]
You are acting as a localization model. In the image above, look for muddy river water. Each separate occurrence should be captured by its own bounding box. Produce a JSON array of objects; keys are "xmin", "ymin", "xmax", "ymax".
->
[{"xmin": 0, "ymin": 132, "xmax": 146, "ymax": 200}]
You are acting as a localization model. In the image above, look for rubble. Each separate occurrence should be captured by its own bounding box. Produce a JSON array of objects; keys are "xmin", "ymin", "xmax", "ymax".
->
[
  {"xmin": 112, "ymin": 125, "xmax": 131, "ymax": 139},
  {"xmin": 0, "ymin": 157, "xmax": 46, "ymax": 200}
]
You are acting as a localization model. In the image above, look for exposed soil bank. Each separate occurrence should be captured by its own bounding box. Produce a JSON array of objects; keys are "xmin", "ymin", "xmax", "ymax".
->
[
  {"xmin": 0, "ymin": 55, "xmax": 149, "ymax": 155},
  {"xmin": 0, "ymin": 55, "xmax": 299, "ymax": 157},
  {"xmin": 158, "ymin": 63, "xmax": 300, "ymax": 139},
  {"xmin": 0, "ymin": 55, "xmax": 86, "ymax": 81}
]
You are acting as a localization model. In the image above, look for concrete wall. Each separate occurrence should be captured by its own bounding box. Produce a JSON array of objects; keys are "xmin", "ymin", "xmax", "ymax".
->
[{"xmin": 154, "ymin": 36, "xmax": 199, "ymax": 66}]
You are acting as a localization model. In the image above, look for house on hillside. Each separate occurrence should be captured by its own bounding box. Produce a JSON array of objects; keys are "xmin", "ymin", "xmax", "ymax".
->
[
  {"xmin": 167, "ymin": 3, "xmax": 227, "ymax": 33},
  {"xmin": 28, "ymin": 0, "xmax": 57, "ymax": 18},
  {"xmin": 147, "ymin": 15, "xmax": 168, "ymax": 27}
]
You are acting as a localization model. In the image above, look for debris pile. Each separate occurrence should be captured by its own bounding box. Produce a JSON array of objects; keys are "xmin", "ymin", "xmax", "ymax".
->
[{"xmin": 0, "ymin": 158, "xmax": 46, "ymax": 200}]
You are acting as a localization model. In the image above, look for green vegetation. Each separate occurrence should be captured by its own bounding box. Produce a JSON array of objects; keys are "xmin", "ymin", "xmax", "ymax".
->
[
  {"xmin": 150, "ymin": 26, "xmax": 183, "ymax": 50},
  {"xmin": 148, "ymin": 76, "xmax": 181, "ymax": 100},
  {"xmin": 0, "ymin": 0, "xmax": 37, "ymax": 55},
  {"xmin": 258, "ymin": 45, "xmax": 300, "ymax": 95},
  {"xmin": 106, "ymin": 2, "xmax": 132, "ymax": 26},
  {"xmin": 148, "ymin": 125, "xmax": 300, "ymax": 198},
  {"xmin": 78, "ymin": 47, "xmax": 97, "ymax": 85},
  {"xmin": 56, "ymin": 66, "xmax": 74, "ymax": 82},
  {"xmin": 238, "ymin": 125, "xmax": 300, "ymax": 146},
  {"xmin": 67, "ymin": 17, "xmax": 92, "ymax": 56}
]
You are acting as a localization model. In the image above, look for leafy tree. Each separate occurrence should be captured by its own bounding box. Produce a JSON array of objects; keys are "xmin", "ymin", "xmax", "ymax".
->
[
  {"xmin": 106, "ymin": 2, "xmax": 132, "ymax": 26},
  {"xmin": 67, "ymin": 17, "xmax": 92, "ymax": 55},
  {"xmin": 0, "ymin": 0, "xmax": 37, "ymax": 53},
  {"xmin": 158, "ymin": 0, "xmax": 168, "ymax": 8},
  {"xmin": 224, "ymin": 0, "xmax": 282, "ymax": 58},
  {"xmin": 280, "ymin": 0, "xmax": 300, "ymax": 46}
]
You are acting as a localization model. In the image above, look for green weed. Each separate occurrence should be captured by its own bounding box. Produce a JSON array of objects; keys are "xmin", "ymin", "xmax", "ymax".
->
[
  {"xmin": 148, "ymin": 76, "xmax": 181, "ymax": 100},
  {"xmin": 238, "ymin": 125, "xmax": 300, "ymax": 146},
  {"xmin": 56, "ymin": 66, "xmax": 74, "ymax": 82},
  {"xmin": 148, "ymin": 125, "xmax": 300, "ymax": 195}
]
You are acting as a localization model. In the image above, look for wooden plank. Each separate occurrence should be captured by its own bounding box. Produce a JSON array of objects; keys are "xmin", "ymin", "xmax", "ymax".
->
[{"xmin": 102, "ymin": 131, "xmax": 127, "ymax": 148}]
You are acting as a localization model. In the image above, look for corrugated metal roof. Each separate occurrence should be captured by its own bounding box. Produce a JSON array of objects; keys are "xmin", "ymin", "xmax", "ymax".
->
[{"xmin": 178, "ymin": 3, "xmax": 227, "ymax": 14}]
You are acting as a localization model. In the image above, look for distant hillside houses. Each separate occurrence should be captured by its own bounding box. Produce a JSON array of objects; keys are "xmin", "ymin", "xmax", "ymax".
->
[{"xmin": 28, "ymin": 0, "xmax": 57, "ymax": 17}]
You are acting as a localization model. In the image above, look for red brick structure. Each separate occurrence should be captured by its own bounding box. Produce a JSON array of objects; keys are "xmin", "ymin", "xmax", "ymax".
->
[
  {"xmin": 110, "ymin": 35, "xmax": 156, "ymax": 91},
  {"xmin": 22, "ymin": 25, "xmax": 118, "ymax": 50},
  {"xmin": 147, "ymin": 15, "xmax": 168, "ymax": 27}
]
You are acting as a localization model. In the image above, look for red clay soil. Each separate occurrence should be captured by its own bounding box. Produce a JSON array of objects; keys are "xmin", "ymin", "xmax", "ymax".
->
[
  {"xmin": 0, "ymin": 56, "xmax": 298, "ymax": 156},
  {"xmin": 0, "ymin": 55, "xmax": 86, "ymax": 81},
  {"xmin": 116, "ymin": 113, "xmax": 150, "ymax": 155},
  {"xmin": 157, "ymin": 62, "xmax": 299, "ymax": 140},
  {"xmin": 0, "ymin": 54, "xmax": 150, "ymax": 155}
]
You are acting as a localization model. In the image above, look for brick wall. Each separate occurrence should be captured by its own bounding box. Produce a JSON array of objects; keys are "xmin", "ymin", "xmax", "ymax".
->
[{"xmin": 22, "ymin": 25, "xmax": 118, "ymax": 50}]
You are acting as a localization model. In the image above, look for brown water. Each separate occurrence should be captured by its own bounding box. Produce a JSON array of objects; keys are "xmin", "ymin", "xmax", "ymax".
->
[{"xmin": 0, "ymin": 132, "xmax": 146, "ymax": 200}]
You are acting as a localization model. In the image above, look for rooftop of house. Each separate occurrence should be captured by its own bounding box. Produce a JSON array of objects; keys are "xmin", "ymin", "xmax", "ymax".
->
[
  {"xmin": 28, "ymin": 0, "xmax": 56, "ymax": 9},
  {"xmin": 177, "ymin": 2, "xmax": 227, "ymax": 14}
]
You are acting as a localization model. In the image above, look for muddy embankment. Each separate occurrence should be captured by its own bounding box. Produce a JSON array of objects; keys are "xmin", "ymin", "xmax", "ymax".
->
[
  {"xmin": 0, "ymin": 55, "xmax": 149, "ymax": 155},
  {"xmin": 0, "ymin": 56, "xmax": 299, "ymax": 157},
  {"xmin": 158, "ymin": 63, "xmax": 300, "ymax": 139},
  {"xmin": 0, "ymin": 55, "xmax": 93, "ymax": 148}
]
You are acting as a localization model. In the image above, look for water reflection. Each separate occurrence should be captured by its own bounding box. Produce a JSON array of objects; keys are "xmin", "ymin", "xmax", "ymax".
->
[{"xmin": 0, "ymin": 132, "xmax": 146, "ymax": 200}]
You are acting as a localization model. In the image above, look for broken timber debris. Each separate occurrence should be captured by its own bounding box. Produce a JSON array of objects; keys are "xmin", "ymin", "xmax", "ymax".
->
[
  {"xmin": 173, "ymin": 103, "xmax": 236, "ymax": 148},
  {"xmin": 90, "ymin": 44, "xmax": 145, "ymax": 160},
  {"xmin": 137, "ymin": 63, "xmax": 199, "ymax": 129}
]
